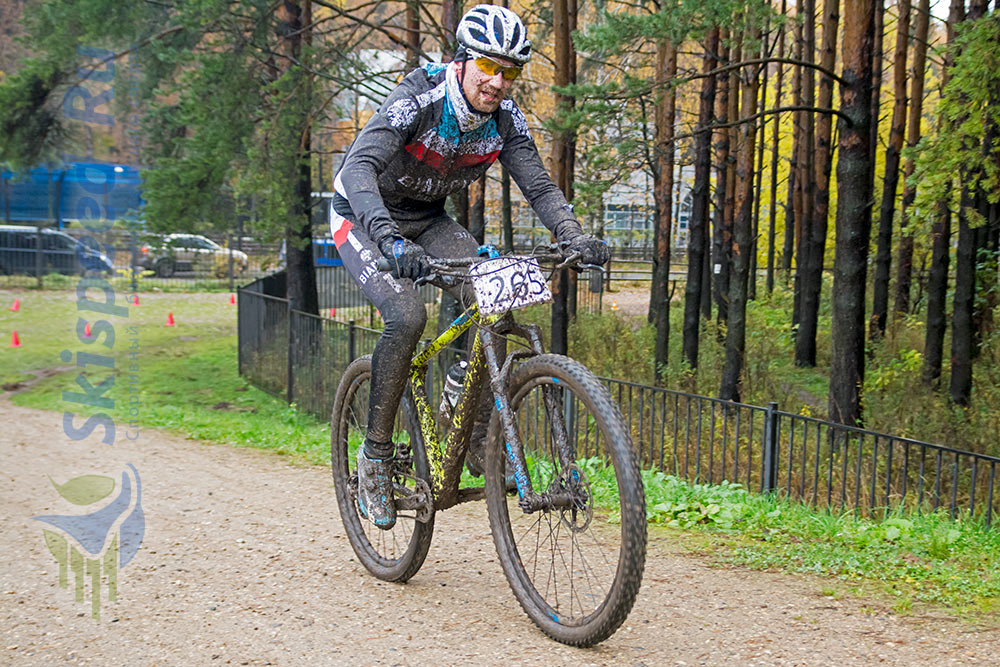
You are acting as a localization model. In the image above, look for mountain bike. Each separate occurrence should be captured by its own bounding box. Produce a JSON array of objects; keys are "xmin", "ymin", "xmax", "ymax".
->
[{"xmin": 330, "ymin": 248, "xmax": 647, "ymax": 647}]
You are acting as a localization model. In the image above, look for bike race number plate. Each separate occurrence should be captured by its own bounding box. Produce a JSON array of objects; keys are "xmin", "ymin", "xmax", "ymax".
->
[{"xmin": 470, "ymin": 257, "xmax": 553, "ymax": 316}]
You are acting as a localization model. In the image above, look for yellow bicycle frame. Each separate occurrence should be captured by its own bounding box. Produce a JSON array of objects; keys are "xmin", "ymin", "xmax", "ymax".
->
[{"xmin": 406, "ymin": 304, "xmax": 506, "ymax": 509}]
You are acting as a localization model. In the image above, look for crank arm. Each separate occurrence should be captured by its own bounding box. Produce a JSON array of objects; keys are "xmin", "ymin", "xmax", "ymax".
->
[{"xmin": 393, "ymin": 473, "xmax": 434, "ymax": 524}]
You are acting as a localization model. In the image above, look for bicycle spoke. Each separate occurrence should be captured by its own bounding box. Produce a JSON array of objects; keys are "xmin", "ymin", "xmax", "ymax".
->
[
  {"xmin": 488, "ymin": 355, "xmax": 645, "ymax": 646},
  {"xmin": 332, "ymin": 356, "xmax": 434, "ymax": 583}
]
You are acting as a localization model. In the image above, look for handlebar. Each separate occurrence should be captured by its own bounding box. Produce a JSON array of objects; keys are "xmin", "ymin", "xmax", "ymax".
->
[{"xmin": 375, "ymin": 244, "xmax": 605, "ymax": 282}]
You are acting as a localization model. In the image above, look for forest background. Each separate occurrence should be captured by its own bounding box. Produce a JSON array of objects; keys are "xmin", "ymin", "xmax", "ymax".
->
[{"xmin": 0, "ymin": 0, "xmax": 998, "ymax": 460}]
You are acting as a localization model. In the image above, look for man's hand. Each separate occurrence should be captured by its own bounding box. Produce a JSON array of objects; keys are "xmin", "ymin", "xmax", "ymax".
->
[
  {"xmin": 564, "ymin": 234, "xmax": 611, "ymax": 266},
  {"xmin": 377, "ymin": 236, "xmax": 431, "ymax": 280}
]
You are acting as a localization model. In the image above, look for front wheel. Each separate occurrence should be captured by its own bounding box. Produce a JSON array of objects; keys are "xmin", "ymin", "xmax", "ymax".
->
[
  {"xmin": 484, "ymin": 354, "xmax": 647, "ymax": 647},
  {"xmin": 331, "ymin": 355, "xmax": 435, "ymax": 582}
]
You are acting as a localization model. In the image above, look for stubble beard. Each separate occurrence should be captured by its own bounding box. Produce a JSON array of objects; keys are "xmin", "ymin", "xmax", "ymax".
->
[{"xmin": 474, "ymin": 85, "xmax": 503, "ymax": 113}]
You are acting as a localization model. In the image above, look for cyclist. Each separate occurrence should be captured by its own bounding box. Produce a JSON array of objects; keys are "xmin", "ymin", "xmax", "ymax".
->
[{"xmin": 331, "ymin": 4, "xmax": 610, "ymax": 529}]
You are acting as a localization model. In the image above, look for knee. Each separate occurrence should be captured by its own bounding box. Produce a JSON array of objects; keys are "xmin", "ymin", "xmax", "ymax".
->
[{"xmin": 383, "ymin": 298, "xmax": 427, "ymax": 341}]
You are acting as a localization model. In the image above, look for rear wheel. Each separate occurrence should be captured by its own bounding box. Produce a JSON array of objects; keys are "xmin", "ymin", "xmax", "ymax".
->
[
  {"xmin": 331, "ymin": 355, "xmax": 434, "ymax": 582},
  {"xmin": 484, "ymin": 354, "xmax": 646, "ymax": 647}
]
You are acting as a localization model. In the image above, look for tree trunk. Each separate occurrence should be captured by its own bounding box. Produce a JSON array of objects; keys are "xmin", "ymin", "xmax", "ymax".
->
[
  {"xmin": 501, "ymin": 167, "xmax": 513, "ymax": 252},
  {"xmin": 971, "ymin": 3, "xmax": 998, "ymax": 352},
  {"xmin": 280, "ymin": 0, "xmax": 318, "ymax": 315},
  {"xmin": 750, "ymin": 25, "xmax": 769, "ymax": 302},
  {"xmin": 711, "ymin": 30, "xmax": 731, "ymax": 326},
  {"xmin": 923, "ymin": 197, "xmax": 951, "ymax": 385},
  {"xmin": 566, "ymin": 0, "xmax": 578, "ymax": 320},
  {"xmin": 652, "ymin": 37, "xmax": 678, "ymax": 385},
  {"xmin": 829, "ymin": 0, "xmax": 876, "ymax": 427},
  {"xmin": 782, "ymin": 149, "xmax": 797, "ymax": 277},
  {"xmin": 550, "ymin": 0, "xmax": 574, "ymax": 354},
  {"xmin": 784, "ymin": 5, "xmax": 803, "ymax": 280},
  {"xmin": 951, "ymin": 188, "xmax": 977, "ymax": 406},
  {"xmin": 791, "ymin": 0, "xmax": 806, "ymax": 307},
  {"xmin": 437, "ymin": 0, "xmax": 463, "ymax": 368},
  {"xmin": 701, "ymin": 228, "xmax": 712, "ymax": 319},
  {"xmin": 499, "ymin": 0, "xmax": 513, "ymax": 257},
  {"xmin": 922, "ymin": 0, "xmax": 960, "ymax": 386},
  {"xmin": 868, "ymin": 0, "xmax": 885, "ymax": 188},
  {"xmin": 893, "ymin": 0, "xmax": 930, "ymax": 316},
  {"xmin": 870, "ymin": 0, "xmax": 911, "ymax": 338},
  {"xmin": 795, "ymin": 0, "xmax": 839, "ymax": 368},
  {"xmin": 440, "ymin": 0, "xmax": 459, "ymax": 59},
  {"xmin": 767, "ymin": 2, "xmax": 788, "ymax": 295},
  {"xmin": 793, "ymin": 0, "xmax": 816, "ymax": 357},
  {"xmin": 721, "ymin": 34, "xmax": 741, "ymax": 319},
  {"xmin": 405, "ymin": 0, "xmax": 420, "ymax": 71},
  {"xmin": 551, "ymin": 0, "xmax": 576, "ymax": 354},
  {"xmin": 720, "ymin": 27, "xmax": 761, "ymax": 402},
  {"xmin": 683, "ymin": 27, "xmax": 720, "ymax": 371}
]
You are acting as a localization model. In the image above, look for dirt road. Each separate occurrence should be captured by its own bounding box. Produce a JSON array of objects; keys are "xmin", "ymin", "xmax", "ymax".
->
[{"xmin": 2, "ymin": 400, "xmax": 997, "ymax": 666}]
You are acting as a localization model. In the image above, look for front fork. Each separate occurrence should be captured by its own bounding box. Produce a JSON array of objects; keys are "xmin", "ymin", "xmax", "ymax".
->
[{"xmin": 481, "ymin": 324, "xmax": 574, "ymax": 514}]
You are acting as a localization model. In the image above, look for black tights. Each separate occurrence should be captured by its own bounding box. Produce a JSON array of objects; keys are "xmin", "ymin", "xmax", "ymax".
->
[{"xmin": 330, "ymin": 213, "xmax": 481, "ymax": 458}]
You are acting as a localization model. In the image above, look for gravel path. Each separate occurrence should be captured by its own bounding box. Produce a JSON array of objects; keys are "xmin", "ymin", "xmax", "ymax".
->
[{"xmin": 2, "ymin": 400, "xmax": 997, "ymax": 666}]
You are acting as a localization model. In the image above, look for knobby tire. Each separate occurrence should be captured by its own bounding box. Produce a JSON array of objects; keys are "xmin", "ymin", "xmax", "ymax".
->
[
  {"xmin": 331, "ymin": 355, "xmax": 435, "ymax": 582},
  {"xmin": 484, "ymin": 354, "xmax": 647, "ymax": 647}
]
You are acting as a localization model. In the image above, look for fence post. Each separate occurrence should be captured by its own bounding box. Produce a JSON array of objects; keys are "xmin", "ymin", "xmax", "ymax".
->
[
  {"xmin": 286, "ymin": 304, "xmax": 294, "ymax": 405},
  {"xmin": 236, "ymin": 289, "xmax": 243, "ymax": 376},
  {"xmin": 348, "ymin": 319, "xmax": 356, "ymax": 362},
  {"xmin": 228, "ymin": 232, "xmax": 235, "ymax": 292},
  {"xmin": 762, "ymin": 401, "xmax": 779, "ymax": 493},
  {"xmin": 130, "ymin": 233, "xmax": 139, "ymax": 293}
]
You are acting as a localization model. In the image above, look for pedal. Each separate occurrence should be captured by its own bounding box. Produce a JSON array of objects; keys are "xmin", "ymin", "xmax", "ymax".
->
[{"xmin": 393, "ymin": 473, "xmax": 434, "ymax": 524}]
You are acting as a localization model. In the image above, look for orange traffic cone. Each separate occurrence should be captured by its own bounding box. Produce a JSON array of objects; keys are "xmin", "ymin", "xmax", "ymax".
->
[
  {"xmin": 10, "ymin": 331, "xmax": 21, "ymax": 347},
  {"xmin": 165, "ymin": 312, "xmax": 175, "ymax": 327},
  {"xmin": 84, "ymin": 322, "xmax": 93, "ymax": 338},
  {"xmin": 229, "ymin": 293, "xmax": 236, "ymax": 305},
  {"xmin": 9, "ymin": 298, "xmax": 20, "ymax": 312},
  {"xmin": 611, "ymin": 300, "xmax": 619, "ymax": 311}
]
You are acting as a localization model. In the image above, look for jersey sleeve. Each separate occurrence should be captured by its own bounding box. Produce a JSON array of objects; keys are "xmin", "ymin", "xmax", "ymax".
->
[
  {"xmin": 337, "ymin": 71, "xmax": 424, "ymax": 245},
  {"xmin": 497, "ymin": 99, "xmax": 584, "ymax": 242}
]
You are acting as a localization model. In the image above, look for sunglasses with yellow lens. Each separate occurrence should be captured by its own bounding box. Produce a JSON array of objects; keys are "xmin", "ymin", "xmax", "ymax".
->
[{"xmin": 472, "ymin": 55, "xmax": 522, "ymax": 81}]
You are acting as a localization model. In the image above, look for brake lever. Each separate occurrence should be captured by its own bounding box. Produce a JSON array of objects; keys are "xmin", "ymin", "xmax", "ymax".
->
[
  {"xmin": 577, "ymin": 263, "xmax": 605, "ymax": 275},
  {"xmin": 555, "ymin": 251, "xmax": 583, "ymax": 271},
  {"xmin": 377, "ymin": 258, "xmax": 458, "ymax": 288}
]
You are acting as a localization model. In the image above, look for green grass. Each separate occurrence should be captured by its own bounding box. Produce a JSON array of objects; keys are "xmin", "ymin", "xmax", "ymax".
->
[
  {"xmin": 4, "ymin": 287, "xmax": 999, "ymax": 623},
  {"xmin": 575, "ymin": 458, "xmax": 1000, "ymax": 620},
  {"xmin": 1, "ymin": 288, "xmax": 332, "ymax": 464}
]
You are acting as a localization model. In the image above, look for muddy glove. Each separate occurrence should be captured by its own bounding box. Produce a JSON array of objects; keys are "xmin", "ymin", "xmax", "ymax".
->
[
  {"xmin": 377, "ymin": 236, "xmax": 431, "ymax": 281},
  {"xmin": 564, "ymin": 234, "xmax": 611, "ymax": 266}
]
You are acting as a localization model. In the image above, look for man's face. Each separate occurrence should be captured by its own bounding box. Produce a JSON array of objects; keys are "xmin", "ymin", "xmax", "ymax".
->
[{"xmin": 458, "ymin": 56, "xmax": 517, "ymax": 113}]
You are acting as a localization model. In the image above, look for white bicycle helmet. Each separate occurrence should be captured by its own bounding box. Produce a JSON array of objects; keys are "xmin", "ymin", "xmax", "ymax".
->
[{"xmin": 456, "ymin": 4, "xmax": 531, "ymax": 65}]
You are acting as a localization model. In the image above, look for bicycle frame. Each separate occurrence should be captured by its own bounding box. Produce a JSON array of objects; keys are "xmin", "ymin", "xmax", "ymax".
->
[{"xmin": 404, "ymin": 302, "xmax": 570, "ymax": 512}]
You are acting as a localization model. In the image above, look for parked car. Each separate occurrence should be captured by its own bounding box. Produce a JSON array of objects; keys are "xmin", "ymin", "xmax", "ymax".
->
[
  {"xmin": 0, "ymin": 225, "xmax": 114, "ymax": 276},
  {"xmin": 138, "ymin": 233, "xmax": 248, "ymax": 278}
]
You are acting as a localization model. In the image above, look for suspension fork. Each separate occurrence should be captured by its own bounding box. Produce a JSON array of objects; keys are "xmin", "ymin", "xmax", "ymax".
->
[
  {"xmin": 514, "ymin": 322, "xmax": 575, "ymax": 470},
  {"xmin": 481, "ymin": 324, "xmax": 574, "ymax": 513}
]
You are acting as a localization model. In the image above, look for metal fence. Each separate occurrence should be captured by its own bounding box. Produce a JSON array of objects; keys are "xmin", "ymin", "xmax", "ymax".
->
[
  {"xmin": 602, "ymin": 381, "xmax": 1000, "ymax": 525},
  {"xmin": 238, "ymin": 285, "xmax": 1000, "ymax": 528}
]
